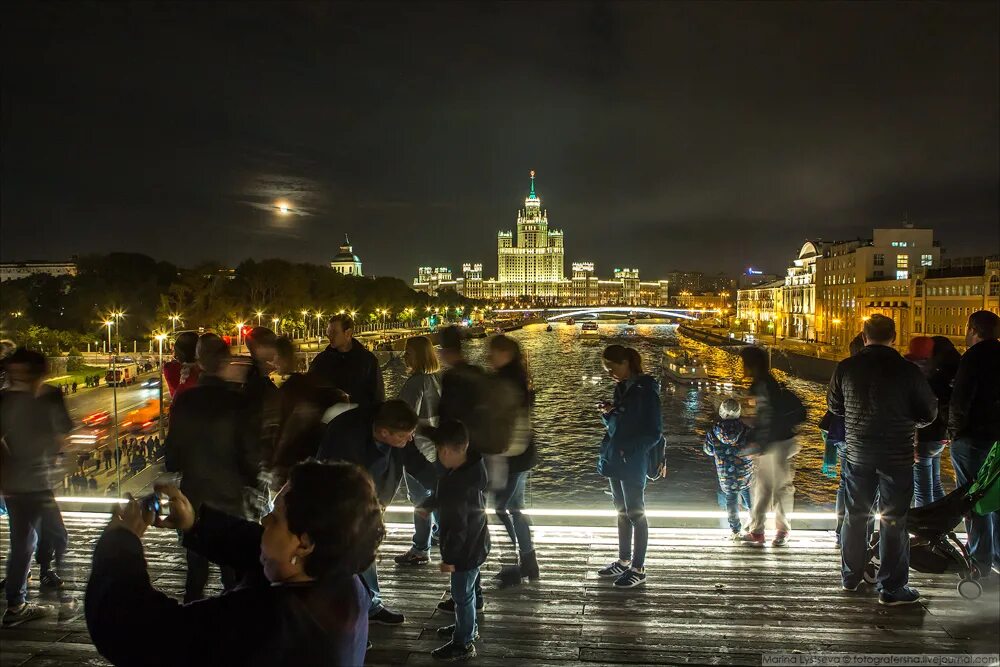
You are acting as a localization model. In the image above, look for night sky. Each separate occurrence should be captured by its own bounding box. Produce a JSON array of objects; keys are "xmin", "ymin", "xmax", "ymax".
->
[{"xmin": 3, "ymin": 2, "xmax": 998, "ymax": 279}]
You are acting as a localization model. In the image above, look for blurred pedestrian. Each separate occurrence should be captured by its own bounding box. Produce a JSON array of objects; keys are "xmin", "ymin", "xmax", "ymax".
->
[
  {"xmin": 739, "ymin": 346, "xmax": 805, "ymax": 548},
  {"xmin": 911, "ymin": 336, "xmax": 961, "ymax": 507},
  {"xmin": 164, "ymin": 333, "xmax": 259, "ymax": 603},
  {"xmin": 948, "ymin": 310, "xmax": 1000, "ymax": 578},
  {"xmin": 1, "ymin": 348, "xmax": 73, "ymax": 626},
  {"xmin": 596, "ymin": 345, "xmax": 663, "ymax": 589},
  {"xmin": 163, "ymin": 331, "xmax": 200, "ymax": 399},
  {"xmin": 829, "ymin": 314, "xmax": 937, "ymax": 605},
  {"xmin": 394, "ymin": 336, "xmax": 443, "ymax": 567},
  {"xmin": 704, "ymin": 398, "xmax": 752, "ymax": 538},
  {"xmin": 308, "ymin": 314, "xmax": 384, "ymax": 408}
]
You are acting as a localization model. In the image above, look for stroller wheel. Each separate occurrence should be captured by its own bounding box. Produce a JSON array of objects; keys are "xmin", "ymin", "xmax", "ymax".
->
[
  {"xmin": 957, "ymin": 578, "xmax": 982, "ymax": 600},
  {"xmin": 863, "ymin": 562, "xmax": 877, "ymax": 584}
]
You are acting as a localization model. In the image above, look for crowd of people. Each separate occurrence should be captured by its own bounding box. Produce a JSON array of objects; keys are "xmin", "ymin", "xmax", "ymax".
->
[{"xmin": 0, "ymin": 308, "xmax": 998, "ymax": 663}]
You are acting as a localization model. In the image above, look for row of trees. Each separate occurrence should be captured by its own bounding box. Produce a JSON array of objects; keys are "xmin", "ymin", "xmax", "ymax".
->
[{"xmin": 1, "ymin": 253, "xmax": 480, "ymax": 353}]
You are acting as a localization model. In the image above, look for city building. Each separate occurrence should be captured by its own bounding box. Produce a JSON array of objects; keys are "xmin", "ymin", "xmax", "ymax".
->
[
  {"xmin": 914, "ymin": 257, "xmax": 1000, "ymax": 347},
  {"xmin": 736, "ymin": 279, "xmax": 785, "ymax": 339},
  {"xmin": 781, "ymin": 241, "xmax": 825, "ymax": 341},
  {"xmin": 738, "ymin": 267, "xmax": 782, "ymax": 289},
  {"xmin": 0, "ymin": 259, "xmax": 78, "ymax": 282},
  {"xmin": 673, "ymin": 292, "xmax": 730, "ymax": 311},
  {"xmin": 330, "ymin": 235, "xmax": 363, "ymax": 276},
  {"xmin": 815, "ymin": 226, "xmax": 940, "ymax": 348},
  {"xmin": 495, "ymin": 171, "xmax": 565, "ymax": 302}
]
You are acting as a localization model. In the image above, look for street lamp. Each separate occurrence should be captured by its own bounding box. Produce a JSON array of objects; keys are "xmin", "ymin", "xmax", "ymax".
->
[
  {"xmin": 154, "ymin": 333, "xmax": 167, "ymax": 441},
  {"xmin": 272, "ymin": 317, "xmax": 280, "ymax": 333},
  {"xmin": 315, "ymin": 311, "xmax": 324, "ymax": 344},
  {"xmin": 255, "ymin": 310, "xmax": 264, "ymax": 327},
  {"xmin": 169, "ymin": 313, "xmax": 182, "ymax": 332},
  {"xmin": 236, "ymin": 321, "xmax": 246, "ymax": 350},
  {"xmin": 301, "ymin": 310, "xmax": 309, "ymax": 340},
  {"xmin": 105, "ymin": 319, "xmax": 121, "ymax": 493}
]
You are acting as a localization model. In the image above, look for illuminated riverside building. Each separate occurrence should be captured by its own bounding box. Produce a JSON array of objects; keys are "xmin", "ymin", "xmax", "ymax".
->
[
  {"xmin": 412, "ymin": 172, "xmax": 686, "ymax": 307},
  {"xmin": 330, "ymin": 235, "xmax": 363, "ymax": 276}
]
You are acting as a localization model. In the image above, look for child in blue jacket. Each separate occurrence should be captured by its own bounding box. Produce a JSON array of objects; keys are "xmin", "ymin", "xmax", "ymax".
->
[{"xmin": 704, "ymin": 399, "xmax": 753, "ymax": 538}]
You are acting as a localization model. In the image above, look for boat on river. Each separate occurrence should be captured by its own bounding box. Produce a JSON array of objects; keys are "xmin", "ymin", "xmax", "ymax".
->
[
  {"xmin": 661, "ymin": 345, "xmax": 711, "ymax": 385},
  {"xmin": 628, "ymin": 317, "xmax": 637, "ymax": 325},
  {"xmin": 565, "ymin": 317, "xmax": 575, "ymax": 326},
  {"xmin": 579, "ymin": 322, "xmax": 600, "ymax": 340}
]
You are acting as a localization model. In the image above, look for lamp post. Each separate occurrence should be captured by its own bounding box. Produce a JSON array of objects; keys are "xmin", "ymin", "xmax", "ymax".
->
[
  {"xmin": 255, "ymin": 310, "xmax": 264, "ymax": 327},
  {"xmin": 236, "ymin": 321, "xmax": 246, "ymax": 351},
  {"xmin": 301, "ymin": 310, "xmax": 309, "ymax": 341},
  {"xmin": 105, "ymin": 319, "xmax": 121, "ymax": 494},
  {"xmin": 169, "ymin": 314, "xmax": 182, "ymax": 332},
  {"xmin": 155, "ymin": 333, "xmax": 167, "ymax": 441},
  {"xmin": 272, "ymin": 317, "xmax": 280, "ymax": 334},
  {"xmin": 315, "ymin": 312, "xmax": 324, "ymax": 346}
]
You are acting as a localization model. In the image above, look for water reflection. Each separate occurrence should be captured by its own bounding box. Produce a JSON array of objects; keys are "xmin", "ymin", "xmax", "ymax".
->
[{"xmin": 384, "ymin": 323, "xmax": 839, "ymax": 511}]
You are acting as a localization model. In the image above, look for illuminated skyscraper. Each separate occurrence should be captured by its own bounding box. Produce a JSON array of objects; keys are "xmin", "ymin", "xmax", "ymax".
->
[{"xmin": 497, "ymin": 171, "xmax": 565, "ymax": 302}]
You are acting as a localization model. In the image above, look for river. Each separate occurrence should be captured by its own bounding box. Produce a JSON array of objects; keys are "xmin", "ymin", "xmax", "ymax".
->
[{"xmin": 383, "ymin": 322, "xmax": 838, "ymax": 511}]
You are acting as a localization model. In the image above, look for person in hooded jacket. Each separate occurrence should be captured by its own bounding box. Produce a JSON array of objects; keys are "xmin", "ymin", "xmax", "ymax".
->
[
  {"xmin": 911, "ymin": 336, "xmax": 960, "ymax": 507},
  {"xmin": 596, "ymin": 345, "xmax": 663, "ymax": 590},
  {"xmin": 703, "ymin": 398, "xmax": 752, "ymax": 538},
  {"xmin": 417, "ymin": 420, "xmax": 490, "ymax": 662}
]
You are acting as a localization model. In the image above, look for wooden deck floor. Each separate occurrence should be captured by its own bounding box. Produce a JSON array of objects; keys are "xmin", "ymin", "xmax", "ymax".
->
[{"xmin": 2, "ymin": 514, "xmax": 998, "ymax": 666}]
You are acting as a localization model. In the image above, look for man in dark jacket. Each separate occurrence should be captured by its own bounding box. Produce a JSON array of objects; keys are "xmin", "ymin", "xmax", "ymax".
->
[
  {"xmin": 317, "ymin": 399, "xmax": 419, "ymax": 626},
  {"xmin": 437, "ymin": 326, "xmax": 487, "ymax": 447},
  {"xmin": 948, "ymin": 310, "xmax": 1000, "ymax": 576},
  {"xmin": 828, "ymin": 315, "xmax": 937, "ymax": 605},
  {"xmin": 164, "ymin": 333, "xmax": 259, "ymax": 602},
  {"xmin": 420, "ymin": 420, "xmax": 490, "ymax": 662},
  {"xmin": 308, "ymin": 314, "xmax": 384, "ymax": 408}
]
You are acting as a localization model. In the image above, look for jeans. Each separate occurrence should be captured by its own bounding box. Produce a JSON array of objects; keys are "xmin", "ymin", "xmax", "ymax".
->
[
  {"xmin": 4, "ymin": 491, "xmax": 68, "ymax": 605},
  {"xmin": 913, "ymin": 441, "xmax": 946, "ymax": 508},
  {"xmin": 494, "ymin": 471, "xmax": 534, "ymax": 556},
  {"xmin": 835, "ymin": 444, "xmax": 877, "ymax": 541},
  {"xmin": 360, "ymin": 560, "xmax": 383, "ymax": 616},
  {"xmin": 717, "ymin": 487, "xmax": 752, "ymax": 533},
  {"xmin": 748, "ymin": 438, "xmax": 798, "ymax": 535},
  {"xmin": 951, "ymin": 438, "xmax": 1000, "ymax": 573},
  {"xmin": 403, "ymin": 471, "xmax": 437, "ymax": 553},
  {"xmin": 184, "ymin": 549, "xmax": 237, "ymax": 603},
  {"xmin": 451, "ymin": 569, "xmax": 481, "ymax": 646},
  {"xmin": 609, "ymin": 478, "xmax": 648, "ymax": 569},
  {"xmin": 842, "ymin": 460, "xmax": 912, "ymax": 593}
]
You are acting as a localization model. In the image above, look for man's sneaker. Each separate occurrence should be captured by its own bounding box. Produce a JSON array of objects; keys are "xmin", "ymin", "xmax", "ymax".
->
[
  {"xmin": 842, "ymin": 581, "xmax": 862, "ymax": 592},
  {"xmin": 431, "ymin": 640, "xmax": 477, "ymax": 661},
  {"xmin": 437, "ymin": 597, "xmax": 485, "ymax": 614},
  {"xmin": 878, "ymin": 586, "xmax": 921, "ymax": 606},
  {"xmin": 598, "ymin": 560, "xmax": 630, "ymax": 578},
  {"xmin": 369, "ymin": 606, "xmax": 405, "ymax": 625},
  {"xmin": 612, "ymin": 568, "xmax": 647, "ymax": 588},
  {"xmin": 741, "ymin": 532, "xmax": 766, "ymax": 547},
  {"xmin": 2, "ymin": 602, "xmax": 52, "ymax": 627},
  {"xmin": 39, "ymin": 571, "xmax": 64, "ymax": 589},
  {"xmin": 771, "ymin": 532, "xmax": 789, "ymax": 547},
  {"xmin": 435, "ymin": 624, "xmax": 481, "ymax": 641},
  {"xmin": 394, "ymin": 549, "xmax": 430, "ymax": 566}
]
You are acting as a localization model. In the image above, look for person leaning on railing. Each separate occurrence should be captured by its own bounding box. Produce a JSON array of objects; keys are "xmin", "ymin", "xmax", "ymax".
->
[{"xmin": 84, "ymin": 460, "xmax": 383, "ymax": 666}]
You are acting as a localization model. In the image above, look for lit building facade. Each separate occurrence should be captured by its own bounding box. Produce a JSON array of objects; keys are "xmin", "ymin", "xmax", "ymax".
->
[
  {"xmin": 496, "ymin": 171, "xmax": 565, "ymax": 302},
  {"xmin": 781, "ymin": 241, "xmax": 825, "ymax": 341},
  {"xmin": 0, "ymin": 260, "xmax": 78, "ymax": 282},
  {"xmin": 330, "ymin": 235, "xmax": 363, "ymax": 276},
  {"xmin": 914, "ymin": 257, "xmax": 1000, "ymax": 347},
  {"xmin": 736, "ymin": 279, "xmax": 785, "ymax": 337}
]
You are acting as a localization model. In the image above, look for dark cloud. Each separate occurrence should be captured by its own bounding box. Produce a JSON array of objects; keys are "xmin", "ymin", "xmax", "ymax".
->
[{"xmin": 2, "ymin": 1, "xmax": 997, "ymax": 277}]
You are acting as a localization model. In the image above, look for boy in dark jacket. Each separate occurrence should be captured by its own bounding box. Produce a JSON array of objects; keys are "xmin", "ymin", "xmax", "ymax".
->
[
  {"xmin": 703, "ymin": 399, "xmax": 752, "ymax": 538},
  {"xmin": 418, "ymin": 420, "xmax": 490, "ymax": 662}
]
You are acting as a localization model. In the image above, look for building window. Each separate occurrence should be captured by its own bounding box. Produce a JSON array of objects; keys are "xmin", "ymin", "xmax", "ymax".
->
[
  {"xmin": 874, "ymin": 270, "xmax": 884, "ymax": 278},
  {"xmin": 896, "ymin": 270, "xmax": 908, "ymax": 280},
  {"xmin": 896, "ymin": 254, "xmax": 908, "ymax": 270},
  {"xmin": 991, "ymin": 276, "xmax": 1000, "ymax": 297},
  {"xmin": 874, "ymin": 253, "xmax": 885, "ymax": 266},
  {"xmin": 921, "ymin": 254, "xmax": 933, "ymax": 267}
]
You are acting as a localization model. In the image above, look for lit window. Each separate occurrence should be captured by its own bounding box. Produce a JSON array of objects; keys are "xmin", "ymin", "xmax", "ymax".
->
[
  {"xmin": 896, "ymin": 270, "xmax": 909, "ymax": 280},
  {"xmin": 874, "ymin": 254, "xmax": 885, "ymax": 266},
  {"xmin": 921, "ymin": 254, "xmax": 933, "ymax": 267},
  {"xmin": 896, "ymin": 255, "xmax": 908, "ymax": 269}
]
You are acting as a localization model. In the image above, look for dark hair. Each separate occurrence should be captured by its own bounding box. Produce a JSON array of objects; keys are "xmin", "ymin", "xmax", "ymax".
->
[
  {"xmin": 429, "ymin": 418, "xmax": 470, "ymax": 451},
  {"xmin": 863, "ymin": 314, "xmax": 895, "ymax": 344},
  {"xmin": 930, "ymin": 335, "xmax": 961, "ymax": 378},
  {"xmin": 848, "ymin": 333, "xmax": 865, "ymax": 356},
  {"xmin": 274, "ymin": 336, "xmax": 295, "ymax": 363},
  {"xmin": 602, "ymin": 344, "xmax": 643, "ymax": 375},
  {"xmin": 739, "ymin": 345, "xmax": 770, "ymax": 379},
  {"xmin": 439, "ymin": 325, "xmax": 463, "ymax": 353},
  {"xmin": 246, "ymin": 326, "xmax": 277, "ymax": 352},
  {"xmin": 196, "ymin": 333, "xmax": 230, "ymax": 374},
  {"xmin": 328, "ymin": 314, "xmax": 354, "ymax": 332},
  {"xmin": 968, "ymin": 310, "xmax": 1000, "ymax": 340},
  {"xmin": 173, "ymin": 331, "xmax": 199, "ymax": 364},
  {"xmin": 489, "ymin": 334, "xmax": 528, "ymax": 372},
  {"xmin": 5, "ymin": 348, "xmax": 47, "ymax": 378},
  {"xmin": 284, "ymin": 460, "xmax": 385, "ymax": 577},
  {"xmin": 373, "ymin": 399, "xmax": 419, "ymax": 432}
]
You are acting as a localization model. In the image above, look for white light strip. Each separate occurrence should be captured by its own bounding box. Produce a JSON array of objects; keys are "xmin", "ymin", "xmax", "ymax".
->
[{"xmin": 58, "ymin": 498, "xmax": 837, "ymax": 521}]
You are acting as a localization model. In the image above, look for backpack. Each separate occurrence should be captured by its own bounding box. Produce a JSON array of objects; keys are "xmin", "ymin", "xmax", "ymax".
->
[{"xmin": 770, "ymin": 385, "xmax": 807, "ymax": 442}]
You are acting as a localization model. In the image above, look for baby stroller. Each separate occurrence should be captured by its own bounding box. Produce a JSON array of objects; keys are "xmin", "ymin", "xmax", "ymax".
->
[{"xmin": 864, "ymin": 441, "xmax": 1000, "ymax": 600}]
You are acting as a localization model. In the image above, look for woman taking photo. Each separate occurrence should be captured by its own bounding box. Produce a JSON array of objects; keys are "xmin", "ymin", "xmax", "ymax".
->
[
  {"xmin": 487, "ymin": 334, "xmax": 540, "ymax": 585},
  {"xmin": 85, "ymin": 461, "xmax": 381, "ymax": 666},
  {"xmin": 596, "ymin": 344, "xmax": 663, "ymax": 589},
  {"xmin": 394, "ymin": 335, "xmax": 443, "ymax": 566}
]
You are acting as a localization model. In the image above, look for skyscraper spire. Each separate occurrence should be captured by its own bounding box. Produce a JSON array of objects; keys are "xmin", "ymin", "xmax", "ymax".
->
[{"xmin": 529, "ymin": 170, "xmax": 536, "ymax": 198}]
